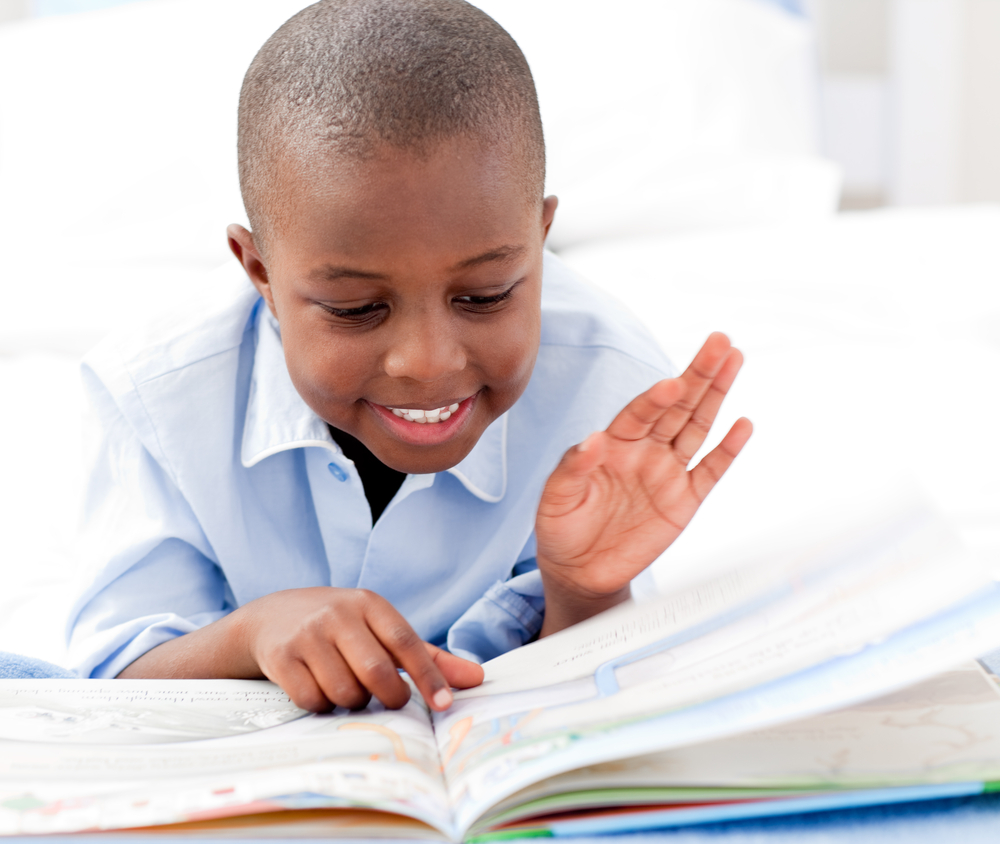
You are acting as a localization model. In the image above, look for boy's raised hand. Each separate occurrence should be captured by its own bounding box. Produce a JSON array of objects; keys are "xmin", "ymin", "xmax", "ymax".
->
[{"xmin": 535, "ymin": 332, "xmax": 752, "ymax": 636}]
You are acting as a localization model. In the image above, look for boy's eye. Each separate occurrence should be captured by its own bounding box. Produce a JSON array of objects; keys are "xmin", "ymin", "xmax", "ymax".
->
[
  {"xmin": 455, "ymin": 283, "xmax": 518, "ymax": 312},
  {"xmin": 321, "ymin": 302, "xmax": 388, "ymax": 322}
]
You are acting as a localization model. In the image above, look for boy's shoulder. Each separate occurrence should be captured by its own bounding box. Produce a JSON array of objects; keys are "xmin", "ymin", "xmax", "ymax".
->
[
  {"xmin": 540, "ymin": 252, "xmax": 673, "ymax": 376},
  {"xmin": 83, "ymin": 263, "xmax": 261, "ymax": 393}
]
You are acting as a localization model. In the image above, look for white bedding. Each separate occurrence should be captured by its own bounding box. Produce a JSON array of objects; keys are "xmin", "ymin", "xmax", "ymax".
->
[
  {"xmin": 2, "ymin": 206, "xmax": 997, "ymax": 666},
  {"xmin": 560, "ymin": 205, "xmax": 1000, "ymax": 594},
  {"xmin": 0, "ymin": 0, "xmax": 833, "ymax": 359},
  {"xmin": 4, "ymin": 1, "xmax": 994, "ymax": 670},
  {"xmin": 0, "ymin": 354, "xmax": 83, "ymax": 664}
]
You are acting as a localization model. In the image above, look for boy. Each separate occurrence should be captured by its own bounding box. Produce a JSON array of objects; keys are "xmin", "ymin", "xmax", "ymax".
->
[{"xmin": 67, "ymin": 0, "xmax": 750, "ymax": 713}]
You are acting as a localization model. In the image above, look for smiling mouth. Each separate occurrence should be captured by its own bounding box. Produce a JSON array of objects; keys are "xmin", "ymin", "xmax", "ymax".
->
[{"xmin": 385, "ymin": 402, "xmax": 461, "ymax": 424}]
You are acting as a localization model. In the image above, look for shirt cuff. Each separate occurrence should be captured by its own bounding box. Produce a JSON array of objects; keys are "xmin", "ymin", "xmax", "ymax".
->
[
  {"xmin": 446, "ymin": 566, "xmax": 545, "ymax": 664},
  {"xmin": 70, "ymin": 611, "xmax": 228, "ymax": 679}
]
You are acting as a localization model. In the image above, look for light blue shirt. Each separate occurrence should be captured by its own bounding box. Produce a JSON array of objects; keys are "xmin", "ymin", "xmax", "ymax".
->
[{"xmin": 67, "ymin": 252, "xmax": 673, "ymax": 678}]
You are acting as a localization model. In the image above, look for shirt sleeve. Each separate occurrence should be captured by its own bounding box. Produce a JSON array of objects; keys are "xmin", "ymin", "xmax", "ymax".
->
[
  {"xmin": 67, "ymin": 364, "xmax": 233, "ymax": 679},
  {"xmin": 446, "ymin": 548, "xmax": 546, "ymax": 664}
]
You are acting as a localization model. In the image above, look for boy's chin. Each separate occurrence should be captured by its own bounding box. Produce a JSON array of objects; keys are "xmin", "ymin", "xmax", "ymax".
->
[{"xmin": 374, "ymin": 439, "xmax": 477, "ymax": 476}]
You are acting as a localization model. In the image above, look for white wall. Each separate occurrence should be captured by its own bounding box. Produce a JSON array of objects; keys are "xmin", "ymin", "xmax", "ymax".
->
[
  {"xmin": 959, "ymin": 0, "xmax": 1000, "ymax": 203},
  {"xmin": 0, "ymin": 0, "xmax": 30, "ymax": 22},
  {"xmin": 813, "ymin": 0, "xmax": 1000, "ymax": 208}
]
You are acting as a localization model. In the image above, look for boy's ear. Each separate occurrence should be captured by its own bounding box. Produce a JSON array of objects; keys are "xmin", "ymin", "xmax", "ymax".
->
[
  {"xmin": 228, "ymin": 224, "xmax": 277, "ymax": 317},
  {"xmin": 542, "ymin": 195, "xmax": 558, "ymax": 244}
]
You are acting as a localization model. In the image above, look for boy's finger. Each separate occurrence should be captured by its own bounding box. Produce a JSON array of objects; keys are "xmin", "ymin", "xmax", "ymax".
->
[
  {"xmin": 425, "ymin": 643, "xmax": 485, "ymax": 690},
  {"xmin": 669, "ymin": 348, "xmax": 744, "ymax": 465},
  {"xmin": 648, "ymin": 333, "xmax": 733, "ymax": 444},
  {"xmin": 689, "ymin": 417, "xmax": 753, "ymax": 502},
  {"xmin": 604, "ymin": 379, "xmax": 685, "ymax": 442},
  {"xmin": 339, "ymin": 626, "xmax": 414, "ymax": 710},
  {"xmin": 364, "ymin": 602, "xmax": 452, "ymax": 711},
  {"xmin": 268, "ymin": 658, "xmax": 337, "ymax": 714},
  {"xmin": 301, "ymin": 641, "xmax": 372, "ymax": 711}
]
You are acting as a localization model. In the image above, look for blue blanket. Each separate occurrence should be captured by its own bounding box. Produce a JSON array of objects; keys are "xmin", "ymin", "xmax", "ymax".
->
[{"xmin": 0, "ymin": 651, "xmax": 77, "ymax": 679}]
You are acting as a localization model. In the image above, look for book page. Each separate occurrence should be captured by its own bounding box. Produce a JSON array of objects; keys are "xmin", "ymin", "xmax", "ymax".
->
[
  {"xmin": 479, "ymin": 662, "xmax": 1000, "ymax": 829},
  {"xmin": 0, "ymin": 679, "xmax": 307, "ymax": 744},
  {"xmin": 0, "ymin": 680, "xmax": 453, "ymax": 837},
  {"xmin": 434, "ymin": 503, "xmax": 1000, "ymax": 834},
  {"xmin": 468, "ymin": 500, "xmax": 971, "ymax": 699}
]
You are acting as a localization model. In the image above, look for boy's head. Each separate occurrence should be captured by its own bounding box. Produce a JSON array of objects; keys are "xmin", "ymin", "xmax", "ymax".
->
[{"xmin": 229, "ymin": 0, "xmax": 556, "ymax": 475}]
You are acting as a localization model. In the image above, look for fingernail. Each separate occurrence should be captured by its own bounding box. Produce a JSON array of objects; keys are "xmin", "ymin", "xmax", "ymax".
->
[
  {"xmin": 432, "ymin": 688, "xmax": 453, "ymax": 710},
  {"xmin": 577, "ymin": 432, "xmax": 596, "ymax": 453}
]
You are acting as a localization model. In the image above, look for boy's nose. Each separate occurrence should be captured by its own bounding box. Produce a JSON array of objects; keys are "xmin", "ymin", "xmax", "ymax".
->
[{"xmin": 382, "ymin": 314, "xmax": 467, "ymax": 383}]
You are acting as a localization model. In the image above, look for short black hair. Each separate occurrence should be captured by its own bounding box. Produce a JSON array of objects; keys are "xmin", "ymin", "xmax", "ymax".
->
[{"xmin": 237, "ymin": 0, "xmax": 545, "ymax": 250}]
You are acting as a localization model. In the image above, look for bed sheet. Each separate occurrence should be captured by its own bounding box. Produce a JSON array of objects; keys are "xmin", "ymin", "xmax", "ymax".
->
[
  {"xmin": 2, "ymin": 204, "xmax": 997, "ymax": 671},
  {"xmin": 560, "ymin": 205, "xmax": 1000, "ymax": 594},
  {"xmin": 0, "ymin": 212, "xmax": 998, "ymax": 840},
  {"xmin": 0, "ymin": 354, "xmax": 83, "ymax": 665}
]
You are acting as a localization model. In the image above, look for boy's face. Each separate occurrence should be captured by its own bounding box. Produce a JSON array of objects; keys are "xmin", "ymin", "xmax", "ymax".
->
[{"xmin": 230, "ymin": 137, "xmax": 556, "ymax": 475}]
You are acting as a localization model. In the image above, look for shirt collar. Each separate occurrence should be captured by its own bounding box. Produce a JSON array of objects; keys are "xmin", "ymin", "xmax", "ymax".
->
[
  {"xmin": 240, "ymin": 301, "xmax": 507, "ymax": 503},
  {"xmin": 241, "ymin": 302, "xmax": 337, "ymax": 467}
]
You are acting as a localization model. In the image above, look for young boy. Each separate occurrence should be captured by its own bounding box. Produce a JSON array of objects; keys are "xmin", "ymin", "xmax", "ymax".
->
[{"xmin": 67, "ymin": 0, "xmax": 751, "ymax": 714}]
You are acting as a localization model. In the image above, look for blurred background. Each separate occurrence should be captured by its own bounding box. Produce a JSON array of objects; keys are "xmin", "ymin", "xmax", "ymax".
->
[
  {"xmin": 0, "ymin": 0, "xmax": 996, "ymax": 662},
  {"xmin": 807, "ymin": 0, "xmax": 1000, "ymax": 210},
  {"xmin": 2, "ymin": 0, "xmax": 999, "ymax": 212}
]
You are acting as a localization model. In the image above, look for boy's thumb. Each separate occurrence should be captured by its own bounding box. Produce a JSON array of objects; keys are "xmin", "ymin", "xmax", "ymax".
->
[
  {"xmin": 425, "ymin": 643, "xmax": 484, "ymax": 690},
  {"xmin": 539, "ymin": 432, "xmax": 606, "ymax": 519}
]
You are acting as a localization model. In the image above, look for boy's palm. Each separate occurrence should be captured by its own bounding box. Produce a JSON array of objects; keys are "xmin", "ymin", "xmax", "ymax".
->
[{"xmin": 536, "ymin": 333, "xmax": 752, "ymax": 617}]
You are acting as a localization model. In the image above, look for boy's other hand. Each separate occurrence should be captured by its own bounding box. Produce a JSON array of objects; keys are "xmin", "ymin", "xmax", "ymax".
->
[
  {"xmin": 119, "ymin": 587, "xmax": 483, "ymax": 713},
  {"xmin": 535, "ymin": 332, "xmax": 752, "ymax": 636},
  {"xmin": 241, "ymin": 588, "xmax": 484, "ymax": 712}
]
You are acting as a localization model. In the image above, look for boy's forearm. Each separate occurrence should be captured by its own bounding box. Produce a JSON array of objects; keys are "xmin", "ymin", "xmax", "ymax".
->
[
  {"xmin": 116, "ymin": 609, "xmax": 260, "ymax": 680},
  {"xmin": 538, "ymin": 570, "xmax": 631, "ymax": 639}
]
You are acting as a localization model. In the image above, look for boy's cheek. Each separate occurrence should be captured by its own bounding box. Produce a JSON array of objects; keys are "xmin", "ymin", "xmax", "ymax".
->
[{"xmin": 498, "ymin": 304, "xmax": 542, "ymax": 386}]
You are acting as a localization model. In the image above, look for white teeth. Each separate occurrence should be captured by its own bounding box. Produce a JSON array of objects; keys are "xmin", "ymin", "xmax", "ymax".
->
[{"xmin": 385, "ymin": 401, "xmax": 462, "ymax": 424}]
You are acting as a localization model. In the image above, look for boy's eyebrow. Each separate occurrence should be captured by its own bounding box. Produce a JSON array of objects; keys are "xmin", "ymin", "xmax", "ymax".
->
[
  {"xmin": 309, "ymin": 266, "xmax": 390, "ymax": 283},
  {"xmin": 452, "ymin": 245, "xmax": 526, "ymax": 271},
  {"xmin": 309, "ymin": 246, "xmax": 526, "ymax": 283}
]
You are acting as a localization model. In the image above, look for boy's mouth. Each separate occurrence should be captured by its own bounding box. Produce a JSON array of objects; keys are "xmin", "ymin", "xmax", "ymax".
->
[
  {"xmin": 386, "ymin": 402, "xmax": 461, "ymax": 424},
  {"xmin": 367, "ymin": 394, "xmax": 478, "ymax": 447}
]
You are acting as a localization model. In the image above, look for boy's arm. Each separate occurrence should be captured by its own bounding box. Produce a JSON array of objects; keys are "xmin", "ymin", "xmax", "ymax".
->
[
  {"xmin": 117, "ymin": 587, "xmax": 482, "ymax": 712},
  {"xmin": 535, "ymin": 332, "xmax": 752, "ymax": 637},
  {"xmin": 72, "ymin": 364, "xmax": 481, "ymax": 712}
]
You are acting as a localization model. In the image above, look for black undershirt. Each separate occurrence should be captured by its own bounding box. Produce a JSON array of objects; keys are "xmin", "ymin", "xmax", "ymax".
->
[{"xmin": 329, "ymin": 426, "xmax": 406, "ymax": 524}]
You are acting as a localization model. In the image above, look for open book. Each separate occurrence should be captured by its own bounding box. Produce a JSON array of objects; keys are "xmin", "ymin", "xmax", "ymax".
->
[{"xmin": 3, "ymin": 500, "xmax": 1000, "ymax": 840}]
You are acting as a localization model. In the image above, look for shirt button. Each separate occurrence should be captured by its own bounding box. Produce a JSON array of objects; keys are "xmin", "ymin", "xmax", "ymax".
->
[{"xmin": 327, "ymin": 462, "xmax": 348, "ymax": 482}]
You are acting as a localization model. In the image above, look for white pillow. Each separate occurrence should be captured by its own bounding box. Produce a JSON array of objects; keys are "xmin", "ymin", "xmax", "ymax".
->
[
  {"xmin": 472, "ymin": 0, "xmax": 835, "ymax": 248},
  {"xmin": 0, "ymin": 0, "xmax": 314, "ymax": 272},
  {"xmin": 0, "ymin": 0, "xmax": 830, "ymax": 355},
  {"xmin": 543, "ymin": 153, "xmax": 841, "ymax": 249},
  {"xmin": 0, "ymin": 0, "xmax": 315, "ymax": 355}
]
